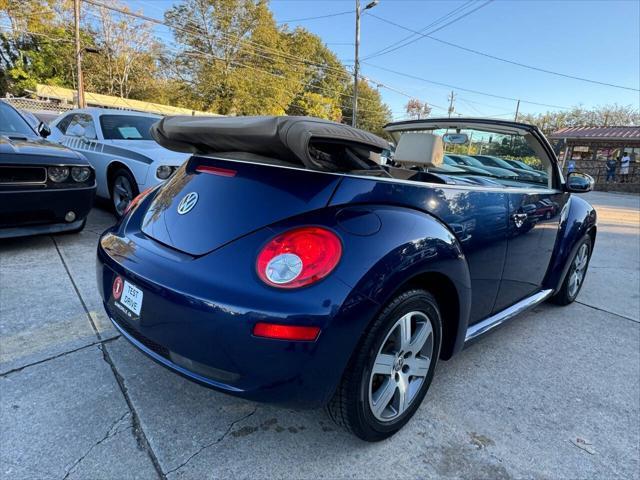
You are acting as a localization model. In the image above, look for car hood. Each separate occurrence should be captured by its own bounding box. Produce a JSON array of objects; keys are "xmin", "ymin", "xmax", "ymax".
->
[
  {"xmin": 0, "ymin": 133, "xmax": 85, "ymax": 164},
  {"xmin": 103, "ymin": 140, "xmax": 190, "ymax": 165}
]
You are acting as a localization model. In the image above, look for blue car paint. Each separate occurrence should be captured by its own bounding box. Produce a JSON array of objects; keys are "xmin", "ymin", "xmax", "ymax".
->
[
  {"xmin": 97, "ymin": 151, "xmax": 596, "ymax": 408},
  {"xmin": 544, "ymin": 195, "xmax": 597, "ymax": 291},
  {"xmin": 140, "ymin": 160, "xmax": 343, "ymax": 256}
]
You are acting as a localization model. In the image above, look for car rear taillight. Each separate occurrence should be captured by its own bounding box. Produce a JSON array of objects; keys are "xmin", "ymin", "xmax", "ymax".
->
[
  {"xmin": 124, "ymin": 186, "xmax": 155, "ymax": 215},
  {"xmin": 256, "ymin": 227, "xmax": 342, "ymax": 289},
  {"xmin": 195, "ymin": 165, "xmax": 237, "ymax": 177},
  {"xmin": 253, "ymin": 322, "xmax": 320, "ymax": 341}
]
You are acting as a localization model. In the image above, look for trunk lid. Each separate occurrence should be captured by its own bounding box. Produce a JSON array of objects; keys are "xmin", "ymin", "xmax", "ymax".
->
[{"xmin": 140, "ymin": 157, "xmax": 341, "ymax": 256}]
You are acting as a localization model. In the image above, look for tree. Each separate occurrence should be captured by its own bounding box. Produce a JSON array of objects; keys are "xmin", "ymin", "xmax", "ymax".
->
[
  {"xmin": 1, "ymin": 0, "xmax": 393, "ymax": 136},
  {"xmin": 519, "ymin": 104, "xmax": 639, "ymax": 135},
  {"xmin": 284, "ymin": 27, "xmax": 349, "ymax": 118},
  {"xmin": 341, "ymin": 80, "xmax": 392, "ymax": 137},
  {"xmin": 288, "ymin": 91, "xmax": 341, "ymax": 121},
  {"xmin": 405, "ymin": 98, "xmax": 431, "ymax": 120},
  {"xmin": 83, "ymin": 1, "xmax": 160, "ymax": 99},
  {"xmin": 0, "ymin": 0, "xmax": 78, "ymax": 95},
  {"xmin": 165, "ymin": 0, "xmax": 290, "ymax": 114}
]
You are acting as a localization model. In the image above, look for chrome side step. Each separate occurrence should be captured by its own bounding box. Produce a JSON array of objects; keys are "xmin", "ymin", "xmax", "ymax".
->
[{"xmin": 464, "ymin": 289, "xmax": 554, "ymax": 344}]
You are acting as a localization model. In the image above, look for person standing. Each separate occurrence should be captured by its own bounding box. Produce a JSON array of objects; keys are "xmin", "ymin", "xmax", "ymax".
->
[
  {"xmin": 567, "ymin": 160, "xmax": 576, "ymax": 174},
  {"xmin": 606, "ymin": 157, "xmax": 617, "ymax": 182},
  {"xmin": 620, "ymin": 152, "xmax": 631, "ymax": 183}
]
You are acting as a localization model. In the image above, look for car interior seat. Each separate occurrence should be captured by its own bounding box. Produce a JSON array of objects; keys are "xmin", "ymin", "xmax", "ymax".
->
[
  {"xmin": 82, "ymin": 123, "xmax": 97, "ymax": 140},
  {"xmin": 388, "ymin": 132, "xmax": 446, "ymax": 183}
]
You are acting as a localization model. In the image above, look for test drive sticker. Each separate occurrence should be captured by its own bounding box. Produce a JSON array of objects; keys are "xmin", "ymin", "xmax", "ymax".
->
[{"xmin": 113, "ymin": 276, "xmax": 124, "ymax": 300}]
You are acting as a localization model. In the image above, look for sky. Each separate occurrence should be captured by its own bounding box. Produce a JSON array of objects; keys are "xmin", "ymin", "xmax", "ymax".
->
[{"xmin": 125, "ymin": 0, "xmax": 640, "ymax": 121}]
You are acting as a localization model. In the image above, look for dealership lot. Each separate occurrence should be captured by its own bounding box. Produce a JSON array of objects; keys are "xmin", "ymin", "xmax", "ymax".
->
[{"xmin": 1, "ymin": 192, "xmax": 638, "ymax": 479}]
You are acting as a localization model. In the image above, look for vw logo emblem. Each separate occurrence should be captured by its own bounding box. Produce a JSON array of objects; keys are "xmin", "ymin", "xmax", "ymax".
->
[{"xmin": 177, "ymin": 192, "xmax": 199, "ymax": 215}]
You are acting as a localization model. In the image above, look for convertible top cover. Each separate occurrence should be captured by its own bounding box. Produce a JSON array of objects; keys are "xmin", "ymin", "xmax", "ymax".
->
[{"xmin": 150, "ymin": 115, "xmax": 389, "ymax": 170}]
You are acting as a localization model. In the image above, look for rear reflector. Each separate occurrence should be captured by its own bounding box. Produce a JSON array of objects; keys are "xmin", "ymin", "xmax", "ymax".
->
[
  {"xmin": 195, "ymin": 165, "xmax": 237, "ymax": 177},
  {"xmin": 253, "ymin": 322, "xmax": 320, "ymax": 341}
]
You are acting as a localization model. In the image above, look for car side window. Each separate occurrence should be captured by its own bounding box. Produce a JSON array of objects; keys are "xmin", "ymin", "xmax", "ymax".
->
[
  {"xmin": 55, "ymin": 114, "xmax": 74, "ymax": 134},
  {"xmin": 436, "ymin": 128, "xmax": 553, "ymax": 189},
  {"xmin": 65, "ymin": 114, "xmax": 97, "ymax": 139}
]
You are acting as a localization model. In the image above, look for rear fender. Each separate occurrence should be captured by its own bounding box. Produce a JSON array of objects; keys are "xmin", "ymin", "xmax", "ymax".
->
[
  {"xmin": 333, "ymin": 206, "xmax": 472, "ymax": 358},
  {"xmin": 267, "ymin": 204, "xmax": 471, "ymax": 404},
  {"xmin": 544, "ymin": 195, "xmax": 597, "ymax": 292}
]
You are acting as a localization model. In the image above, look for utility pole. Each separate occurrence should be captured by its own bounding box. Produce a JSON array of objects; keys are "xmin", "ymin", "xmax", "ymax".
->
[
  {"xmin": 352, "ymin": 0, "xmax": 360, "ymax": 128},
  {"xmin": 447, "ymin": 91, "xmax": 455, "ymax": 118},
  {"xmin": 74, "ymin": 0, "xmax": 85, "ymax": 108},
  {"xmin": 352, "ymin": 0, "xmax": 378, "ymax": 128},
  {"xmin": 514, "ymin": 99, "xmax": 520, "ymax": 122}
]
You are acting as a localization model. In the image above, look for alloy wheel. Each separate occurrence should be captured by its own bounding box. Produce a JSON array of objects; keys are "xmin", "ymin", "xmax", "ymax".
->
[
  {"xmin": 113, "ymin": 175, "xmax": 134, "ymax": 216},
  {"xmin": 568, "ymin": 243, "xmax": 589, "ymax": 298},
  {"xmin": 368, "ymin": 311, "xmax": 434, "ymax": 422}
]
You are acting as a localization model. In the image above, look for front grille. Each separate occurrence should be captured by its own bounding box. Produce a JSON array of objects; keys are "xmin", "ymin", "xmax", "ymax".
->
[
  {"xmin": 117, "ymin": 320, "xmax": 171, "ymax": 359},
  {"xmin": 0, "ymin": 166, "xmax": 47, "ymax": 184}
]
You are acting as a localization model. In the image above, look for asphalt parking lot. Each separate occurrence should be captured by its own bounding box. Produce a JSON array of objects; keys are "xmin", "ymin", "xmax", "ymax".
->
[{"xmin": 1, "ymin": 191, "xmax": 638, "ymax": 479}]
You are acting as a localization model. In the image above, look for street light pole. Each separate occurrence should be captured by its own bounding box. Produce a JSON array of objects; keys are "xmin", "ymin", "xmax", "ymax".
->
[
  {"xmin": 352, "ymin": 0, "xmax": 361, "ymax": 128},
  {"xmin": 352, "ymin": 0, "xmax": 378, "ymax": 128},
  {"xmin": 73, "ymin": 0, "xmax": 85, "ymax": 108}
]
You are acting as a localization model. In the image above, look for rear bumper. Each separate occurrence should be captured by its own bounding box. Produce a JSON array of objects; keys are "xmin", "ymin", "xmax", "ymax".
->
[
  {"xmin": 0, "ymin": 184, "xmax": 95, "ymax": 236},
  {"xmin": 97, "ymin": 227, "xmax": 377, "ymax": 408}
]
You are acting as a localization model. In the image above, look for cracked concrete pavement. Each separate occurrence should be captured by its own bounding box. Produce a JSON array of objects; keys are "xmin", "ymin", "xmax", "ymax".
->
[{"xmin": 1, "ymin": 191, "xmax": 638, "ymax": 479}]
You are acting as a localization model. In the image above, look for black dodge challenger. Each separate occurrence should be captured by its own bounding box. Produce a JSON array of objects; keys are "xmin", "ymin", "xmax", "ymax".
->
[{"xmin": 0, "ymin": 101, "xmax": 96, "ymax": 239}]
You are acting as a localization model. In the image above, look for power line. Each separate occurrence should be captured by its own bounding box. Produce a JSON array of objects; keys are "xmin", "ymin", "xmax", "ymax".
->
[
  {"xmin": 365, "ymin": 12, "xmax": 639, "ymax": 92},
  {"xmin": 278, "ymin": 10, "xmax": 354, "ymax": 24},
  {"xmin": 363, "ymin": 0, "xmax": 491, "ymax": 60},
  {"xmin": 81, "ymin": 0, "xmax": 435, "ymax": 114},
  {"xmin": 7, "ymin": 19, "xmax": 393, "ymax": 116},
  {"xmin": 81, "ymin": 0, "xmax": 353, "ymax": 81},
  {"xmin": 364, "ymin": 0, "xmax": 476, "ymax": 59},
  {"xmin": 83, "ymin": 8, "xmax": 394, "ymax": 115},
  {"xmin": 80, "ymin": 0, "xmax": 550, "ymax": 116},
  {"xmin": 362, "ymin": 61, "xmax": 572, "ymax": 109},
  {"xmin": 0, "ymin": 24, "xmax": 74, "ymax": 43}
]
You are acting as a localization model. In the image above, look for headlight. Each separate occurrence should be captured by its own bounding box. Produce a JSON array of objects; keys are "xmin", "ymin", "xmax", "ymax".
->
[
  {"xmin": 156, "ymin": 165, "xmax": 174, "ymax": 180},
  {"xmin": 48, "ymin": 166, "xmax": 69, "ymax": 183},
  {"xmin": 71, "ymin": 166, "xmax": 91, "ymax": 182}
]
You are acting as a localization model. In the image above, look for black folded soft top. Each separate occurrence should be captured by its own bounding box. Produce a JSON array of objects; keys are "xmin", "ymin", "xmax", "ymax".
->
[{"xmin": 150, "ymin": 115, "xmax": 389, "ymax": 170}]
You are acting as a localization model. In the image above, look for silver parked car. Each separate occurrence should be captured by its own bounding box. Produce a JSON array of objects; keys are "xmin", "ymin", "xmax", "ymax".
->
[{"xmin": 49, "ymin": 108, "xmax": 189, "ymax": 216}]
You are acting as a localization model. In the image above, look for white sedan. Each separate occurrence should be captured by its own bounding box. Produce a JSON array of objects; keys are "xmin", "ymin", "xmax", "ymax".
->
[{"xmin": 49, "ymin": 108, "xmax": 189, "ymax": 216}]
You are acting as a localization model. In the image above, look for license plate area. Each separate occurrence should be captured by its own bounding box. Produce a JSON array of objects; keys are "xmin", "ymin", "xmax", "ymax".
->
[{"xmin": 112, "ymin": 276, "xmax": 143, "ymax": 320}]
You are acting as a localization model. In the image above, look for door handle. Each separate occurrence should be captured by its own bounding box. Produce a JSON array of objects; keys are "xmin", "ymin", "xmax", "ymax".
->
[{"xmin": 511, "ymin": 213, "xmax": 528, "ymax": 228}]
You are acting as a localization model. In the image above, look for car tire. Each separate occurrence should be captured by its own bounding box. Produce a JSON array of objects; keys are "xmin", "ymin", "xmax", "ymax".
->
[
  {"xmin": 551, "ymin": 236, "xmax": 592, "ymax": 306},
  {"xmin": 110, "ymin": 168, "xmax": 139, "ymax": 219},
  {"xmin": 326, "ymin": 289, "xmax": 442, "ymax": 441}
]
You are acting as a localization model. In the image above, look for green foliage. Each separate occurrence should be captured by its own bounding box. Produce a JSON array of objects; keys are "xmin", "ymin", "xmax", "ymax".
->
[
  {"xmin": 0, "ymin": 0, "xmax": 78, "ymax": 95},
  {"xmin": 1, "ymin": 0, "xmax": 393, "ymax": 136},
  {"xmin": 288, "ymin": 92, "xmax": 342, "ymax": 121},
  {"xmin": 519, "ymin": 104, "xmax": 640, "ymax": 135},
  {"xmin": 341, "ymin": 80, "xmax": 392, "ymax": 137}
]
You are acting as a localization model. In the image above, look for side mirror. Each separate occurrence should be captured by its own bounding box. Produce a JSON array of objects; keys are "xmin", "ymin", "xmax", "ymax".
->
[
  {"xmin": 566, "ymin": 172, "xmax": 594, "ymax": 193},
  {"xmin": 37, "ymin": 122, "xmax": 51, "ymax": 138}
]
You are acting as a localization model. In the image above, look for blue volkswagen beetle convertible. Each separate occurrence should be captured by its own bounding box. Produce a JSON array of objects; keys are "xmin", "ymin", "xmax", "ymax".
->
[{"xmin": 97, "ymin": 116, "xmax": 596, "ymax": 441}]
